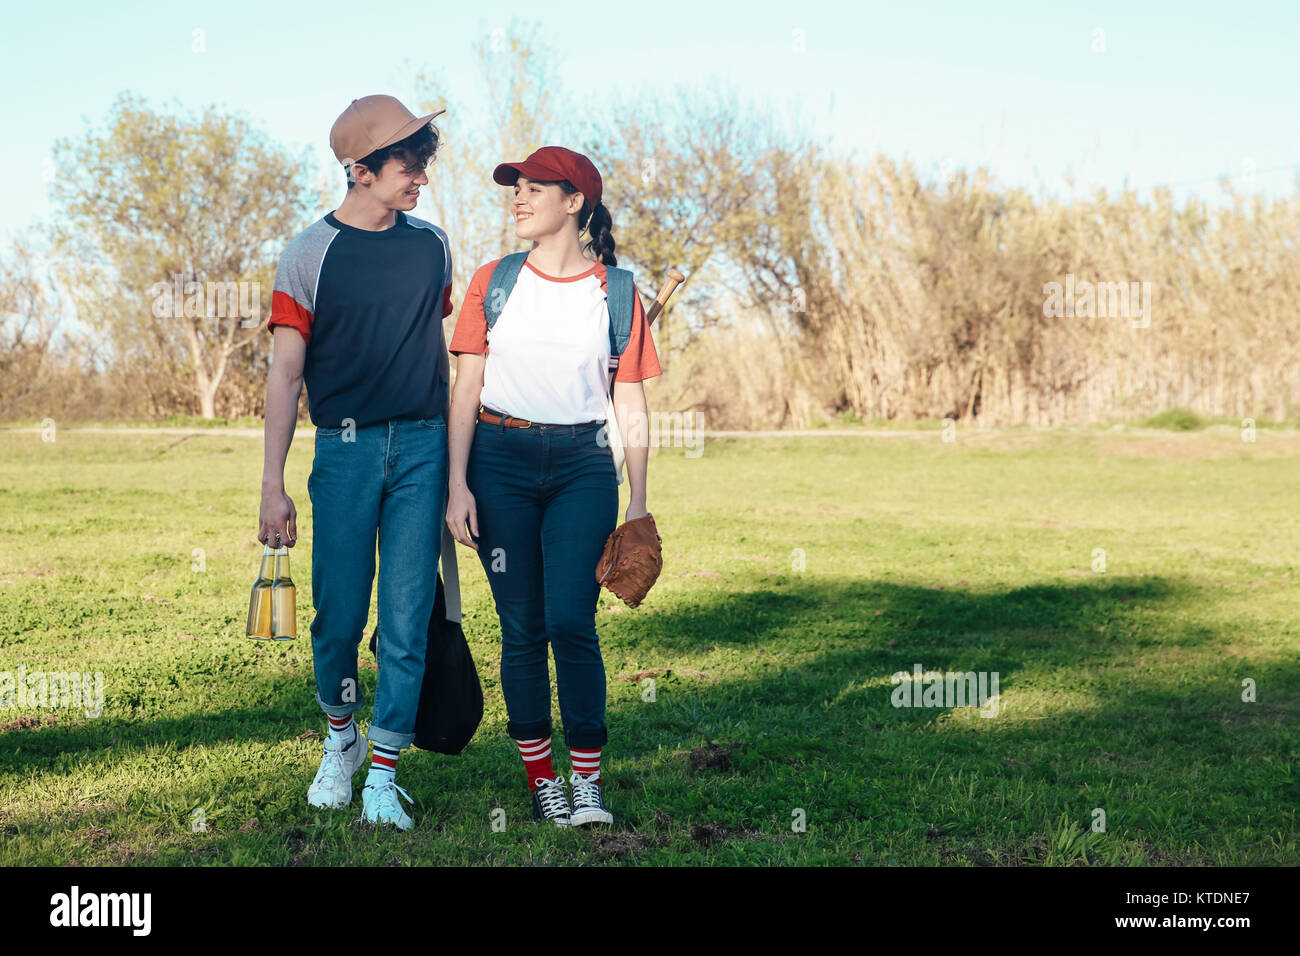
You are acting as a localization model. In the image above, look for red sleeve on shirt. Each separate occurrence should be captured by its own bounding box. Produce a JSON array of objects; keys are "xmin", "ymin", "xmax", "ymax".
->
[
  {"xmin": 267, "ymin": 290, "xmax": 313, "ymax": 344},
  {"xmin": 442, "ymin": 282, "xmax": 454, "ymax": 319},
  {"xmin": 613, "ymin": 280, "xmax": 662, "ymax": 382},
  {"xmin": 449, "ymin": 259, "xmax": 499, "ymax": 355}
]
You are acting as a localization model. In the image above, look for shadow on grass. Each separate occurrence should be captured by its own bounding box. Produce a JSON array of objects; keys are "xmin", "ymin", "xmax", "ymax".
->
[{"xmin": 4, "ymin": 573, "xmax": 1293, "ymax": 863}]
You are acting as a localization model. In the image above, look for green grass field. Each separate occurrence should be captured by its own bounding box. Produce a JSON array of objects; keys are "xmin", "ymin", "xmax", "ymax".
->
[{"xmin": 1, "ymin": 423, "xmax": 1297, "ymax": 865}]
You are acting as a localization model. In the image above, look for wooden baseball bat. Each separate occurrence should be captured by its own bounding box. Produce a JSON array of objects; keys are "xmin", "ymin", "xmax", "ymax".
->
[{"xmin": 645, "ymin": 268, "xmax": 685, "ymax": 327}]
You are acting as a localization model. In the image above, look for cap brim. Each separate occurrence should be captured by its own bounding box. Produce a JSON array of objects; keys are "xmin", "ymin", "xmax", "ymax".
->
[
  {"xmin": 375, "ymin": 108, "xmax": 447, "ymax": 152},
  {"xmin": 492, "ymin": 159, "xmax": 564, "ymax": 187}
]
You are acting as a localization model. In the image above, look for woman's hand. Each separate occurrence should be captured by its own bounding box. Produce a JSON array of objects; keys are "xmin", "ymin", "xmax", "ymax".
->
[
  {"xmin": 446, "ymin": 483, "xmax": 480, "ymax": 552},
  {"xmin": 625, "ymin": 503, "xmax": 649, "ymax": 522}
]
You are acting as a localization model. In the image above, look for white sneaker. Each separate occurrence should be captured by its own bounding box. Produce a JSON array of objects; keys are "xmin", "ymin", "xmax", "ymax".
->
[
  {"xmin": 568, "ymin": 771, "xmax": 614, "ymax": 826},
  {"xmin": 307, "ymin": 729, "xmax": 368, "ymax": 809},
  {"xmin": 362, "ymin": 777, "xmax": 415, "ymax": 830}
]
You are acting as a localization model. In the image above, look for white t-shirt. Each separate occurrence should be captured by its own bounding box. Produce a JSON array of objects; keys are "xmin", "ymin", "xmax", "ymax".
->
[{"xmin": 450, "ymin": 257, "xmax": 662, "ymax": 424}]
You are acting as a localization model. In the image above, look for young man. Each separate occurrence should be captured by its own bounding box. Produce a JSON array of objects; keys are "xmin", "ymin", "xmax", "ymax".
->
[{"xmin": 258, "ymin": 95, "xmax": 454, "ymax": 830}]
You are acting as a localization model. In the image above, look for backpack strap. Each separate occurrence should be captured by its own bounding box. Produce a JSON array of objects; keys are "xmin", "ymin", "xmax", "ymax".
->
[
  {"xmin": 484, "ymin": 251, "xmax": 529, "ymax": 334},
  {"xmin": 604, "ymin": 265, "xmax": 635, "ymax": 398}
]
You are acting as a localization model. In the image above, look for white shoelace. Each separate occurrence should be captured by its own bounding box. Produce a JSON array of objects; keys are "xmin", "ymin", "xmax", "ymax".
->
[
  {"xmin": 314, "ymin": 745, "xmax": 349, "ymax": 791},
  {"xmin": 535, "ymin": 775, "xmax": 570, "ymax": 818},
  {"xmin": 569, "ymin": 771, "xmax": 602, "ymax": 810},
  {"xmin": 367, "ymin": 780, "xmax": 413, "ymax": 820}
]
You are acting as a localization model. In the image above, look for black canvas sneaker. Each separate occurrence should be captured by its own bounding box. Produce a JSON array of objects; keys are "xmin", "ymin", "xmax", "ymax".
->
[
  {"xmin": 568, "ymin": 771, "xmax": 614, "ymax": 826},
  {"xmin": 531, "ymin": 775, "xmax": 572, "ymax": 826}
]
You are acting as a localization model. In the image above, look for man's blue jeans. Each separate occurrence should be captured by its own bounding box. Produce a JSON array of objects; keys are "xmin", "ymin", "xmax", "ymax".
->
[
  {"xmin": 307, "ymin": 416, "xmax": 448, "ymax": 751},
  {"xmin": 466, "ymin": 414, "xmax": 618, "ymax": 749}
]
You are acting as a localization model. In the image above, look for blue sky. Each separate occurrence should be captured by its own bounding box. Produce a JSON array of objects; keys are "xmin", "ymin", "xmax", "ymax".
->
[{"xmin": 1, "ymin": 0, "xmax": 1297, "ymax": 240}]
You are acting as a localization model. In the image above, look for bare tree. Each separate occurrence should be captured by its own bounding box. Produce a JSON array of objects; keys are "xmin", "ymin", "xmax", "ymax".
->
[
  {"xmin": 0, "ymin": 234, "xmax": 63, "ymax": 418},
  {"xmin": 47, "ymin": 92, "xmax": 315, "ymax": 418},
  {"xmin": 417, "ymin": 22, "xmax": 572, "ymax": 300}
]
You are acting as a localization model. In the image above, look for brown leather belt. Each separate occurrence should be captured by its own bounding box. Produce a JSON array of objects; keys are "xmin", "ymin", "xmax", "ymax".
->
[{"xmin": 477, "ymin": 404, "xmax": 603, "ymax": 429}]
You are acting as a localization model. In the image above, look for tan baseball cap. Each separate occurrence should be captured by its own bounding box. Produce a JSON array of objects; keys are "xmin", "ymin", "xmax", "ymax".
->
[{"xmin": 329, "ymin": 95, "xmax": 446, "ymax": 167}]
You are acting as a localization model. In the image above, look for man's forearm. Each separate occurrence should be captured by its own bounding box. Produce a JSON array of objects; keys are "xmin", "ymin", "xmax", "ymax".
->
[{"xmin": 262, "ymin": 370, "xmax": 303, "ymax": 492}]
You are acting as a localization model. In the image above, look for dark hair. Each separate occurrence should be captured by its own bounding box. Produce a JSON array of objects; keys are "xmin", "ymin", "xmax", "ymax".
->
[
  {"xmin": 549, "ymin": 179, "xmax": 616, "ymax": 266},
  {"xmin": 346, "ymin": 122, "xmax": 440, "ymax": 189}
]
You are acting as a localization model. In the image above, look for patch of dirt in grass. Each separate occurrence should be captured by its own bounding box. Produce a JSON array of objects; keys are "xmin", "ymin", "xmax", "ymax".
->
[
  {"xmin": 687, "ymin": 741, "xmax": 744, "ymax": 772},
  {"xmin": 584, "ymin": 830, "xmax": 668, "ymax": 860},
  {"xmin": 689, "ymin": 822, "xmax": 731, "ymax": 847},
  {"xmin": 0, "ymin": 714, "xmax": 57, "ymax": 731},
  {"xmin": 107, "ymin": 841, "xmax": 140, "ymax": 864}
]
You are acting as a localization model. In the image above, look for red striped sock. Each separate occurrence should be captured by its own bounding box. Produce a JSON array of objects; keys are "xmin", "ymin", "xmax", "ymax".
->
[
  {"xmin": 327, "ymin": 714, "xmax": 356, "ymax": 748},
  {"xmin": 515, "ymin": 736, "xmax": 556, "ymax": 792},
  {"xmin": 570, "ymin": 746, "xmax": 602, "ymax": 785},
  {"xmin": 369, "ymin": 742, "xmax": 399, "ymax": 781}
]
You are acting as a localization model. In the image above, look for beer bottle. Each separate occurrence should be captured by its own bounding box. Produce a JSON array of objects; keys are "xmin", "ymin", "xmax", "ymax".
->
[
  {"xmin": 270, "ymin": 545, "xmax": 297, "ymax": 640},
  {"xmin": 246, "ymin": 546, "xmax": 275, "ymax": 640}
]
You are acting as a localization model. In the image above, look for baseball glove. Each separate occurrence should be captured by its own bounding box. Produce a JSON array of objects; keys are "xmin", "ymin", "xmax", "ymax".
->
[{"xmin": 595, "ymin": 513, "xmax": 663, "ymax": 608}]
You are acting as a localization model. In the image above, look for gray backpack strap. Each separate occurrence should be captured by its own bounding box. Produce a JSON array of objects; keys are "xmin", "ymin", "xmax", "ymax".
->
[
  {"xmin": 484, "ymin": 251, "xmax": 529, "ymax": 332},
  {"xmin": 604, "ymin": 266, "xmax": 635, "ymax": 396}
]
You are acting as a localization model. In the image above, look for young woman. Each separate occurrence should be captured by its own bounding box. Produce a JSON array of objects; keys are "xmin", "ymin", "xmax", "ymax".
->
[{"xmin": 445, "ymin": 146, "xmax": 661, "ymax": 827}]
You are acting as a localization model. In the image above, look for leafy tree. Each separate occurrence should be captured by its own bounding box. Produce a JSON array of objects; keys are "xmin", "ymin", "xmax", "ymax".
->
[{"xmin": 48, "ymin": 92, "xmax": 315, "ymax": 417}]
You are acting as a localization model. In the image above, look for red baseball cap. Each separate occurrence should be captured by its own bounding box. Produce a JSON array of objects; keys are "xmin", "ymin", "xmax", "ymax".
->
[{"xmin": 493, "ymin": 146, "xmax": 603, "ymax": 209}]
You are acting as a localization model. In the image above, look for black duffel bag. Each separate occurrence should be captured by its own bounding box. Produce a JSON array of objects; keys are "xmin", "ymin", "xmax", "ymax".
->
[{"xmin": 369, "ymin": 570, "xmax": 483, "ymax": 755}]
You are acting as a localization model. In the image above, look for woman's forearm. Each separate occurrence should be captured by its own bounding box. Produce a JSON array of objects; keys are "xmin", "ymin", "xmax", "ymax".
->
[
  {"xmin": 613, "ymin": 382, "xmax": 650, "ymax": 511},
  {"xmin": 448, "ymin": 388, "xmax": 476, "ymax": 489},
  {"xmin": 448, "ymin": 356, "xmax": 485, "ymax": 488}
]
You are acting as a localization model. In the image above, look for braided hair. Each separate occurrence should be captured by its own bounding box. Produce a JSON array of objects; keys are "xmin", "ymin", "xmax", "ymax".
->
[{"xmin": 556, "ymin": 180, "xmax": 617, "ymax": 266}]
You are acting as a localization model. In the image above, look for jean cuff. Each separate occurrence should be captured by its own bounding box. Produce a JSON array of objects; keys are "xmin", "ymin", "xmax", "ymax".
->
[
  {"xmin": 563, "ymin": 725, "xmax": 608, "ymax": 750},
  {"xmin": 317, "ymin": 691, "xmax": 364, "ymax": 719},
  {"xmin": 367, "ymin": 723, "xmax": 415, "ymax": 751},
  {"xmin": 507, "ymin": 717, "xmax": 553, "ymax": 741}
]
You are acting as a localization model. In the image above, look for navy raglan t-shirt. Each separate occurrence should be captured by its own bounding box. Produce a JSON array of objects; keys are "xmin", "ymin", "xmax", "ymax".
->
[{"xmin": 266, "ymin": 210, "xmax": 453, "ymax": 429}]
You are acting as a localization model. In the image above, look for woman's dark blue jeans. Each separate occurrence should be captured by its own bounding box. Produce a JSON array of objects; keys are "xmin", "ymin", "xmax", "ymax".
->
[{"xmin": 466, "ymin": 413, "xmax": 619, "ymax": 749}]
